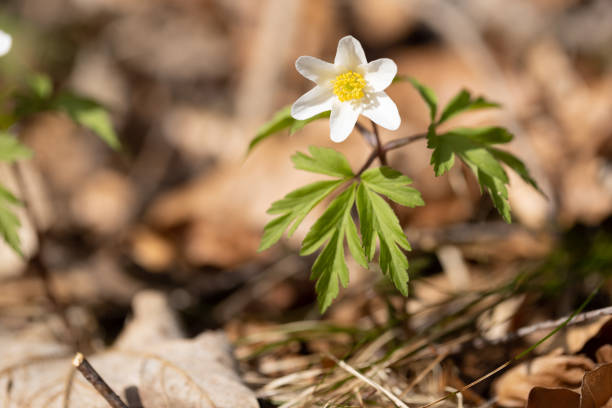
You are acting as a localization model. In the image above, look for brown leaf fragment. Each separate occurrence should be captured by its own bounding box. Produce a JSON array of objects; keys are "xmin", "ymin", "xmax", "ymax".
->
[
  {"xmin": 581, "ymin": 363, "xmax": 612, "ymax": 408},
  {"xmin": 595, "ymin": 345, "xmax": 612, "ymax": 364},
  {"xmin": 494, "ymin": 350, "xmax": 594, "ymax": 407},
  {"xmin": 526, "ymin": 387, "xmax": 580, "ymax": 408}
]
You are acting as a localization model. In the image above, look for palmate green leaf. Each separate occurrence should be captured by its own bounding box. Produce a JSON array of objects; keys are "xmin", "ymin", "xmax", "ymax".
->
[
  {"xmin": 292, "ymin": 146, "xmax": 354, "ymax": 178},
  {"xmin": 0, "ymin": 184, "xmax": 23, "ymax": 257},
  {"xmin": 247, "ymin": 105, "xmax": 330, "ymax": 153},
  {"xmin": 427, "ymin": 125, "xmax": 540, "ymax": 222},
  {"xmin": 360, "ymin": 167, "xmax": 425, "ymax": 208},
  {"xmin": 0, "ymin": 132, "xmax": 32, "ymax": 162},
  {"xmin": 53, "ymin": 93, "xmax": 121, "ymax": 150},
  {"xmin": 438, "ymin": 89, "xmax": 500, "ymax": 124},
  {"xmin": 356, "ymin": 183, "xmax": 411, "ymax": 295},
  {"xmin": 429, "ymin": 129, "xmax": 510, "ymax": 181},
  {"xmin": 301, "ymin": 184, "xmax": 366, "ymax": 313},
  {"xmin": 259, "ymin": 179, "xmax": 344, "ymax": 251}
]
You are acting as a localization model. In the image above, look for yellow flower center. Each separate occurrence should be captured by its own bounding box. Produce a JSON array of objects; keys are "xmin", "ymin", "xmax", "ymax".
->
[{"xmin": 333, "ymin": 71, "xmax": 366, "ymax": 102}]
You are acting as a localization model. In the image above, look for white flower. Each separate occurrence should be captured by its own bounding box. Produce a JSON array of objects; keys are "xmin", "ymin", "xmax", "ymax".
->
[
  {"xmin": 291, "ymin": 35, "xmax": 400, "ymax": 143},
  {"xmin": 0, "ymin": 30, "xmax": 11, "ymax": 57}
]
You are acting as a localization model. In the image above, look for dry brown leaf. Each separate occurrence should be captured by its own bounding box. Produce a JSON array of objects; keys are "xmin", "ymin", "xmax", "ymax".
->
[
  {"xmin": 0, "ymin": 291, "xmax": 258, "ymax": 408},
  {"xmin": 525, "ymin": 363, "xmax": 612, "ymax": 408},
  {"xmin": 581, "ymin": 363, "xmax": 612, "ymax": 408},
  {"xmin": 526, "ymin": 387, "xmax": 580, "ymax": 408},
  {"xmin": 494, "ymin": 350, "xmax": 594, "ymax": 407}
]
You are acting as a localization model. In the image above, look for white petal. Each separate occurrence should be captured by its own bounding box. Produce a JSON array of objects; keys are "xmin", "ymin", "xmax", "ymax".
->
[
  {"xmin": 362, "ymin": 58, "xmax": 397, "ymax": 92},
  {"xmin": 361, "ymin": 92, "xmax": 401, "ymax": 130},
  {"xmin": 334, "ymin": 36, "xmax": 367, "ymax": 69},
  {"xmin": 291, "ymin": 86, "xmax": 334, "ymax": 120},
  {"xmin": 0, "ymin": 30, "xmax": 12, "ymax": 57},
  {"xmin": 295, "ymin": 56, "xmax": 336, "ymax": 84},
  {"xmin": 329, "ymin": 101, "xmax": 360, "ymax": 143}
]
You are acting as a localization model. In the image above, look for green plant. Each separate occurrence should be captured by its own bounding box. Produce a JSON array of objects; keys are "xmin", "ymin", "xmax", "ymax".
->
[{"xmin": 250, "ymin": 36, "xmax": 541, "ymax": 313}]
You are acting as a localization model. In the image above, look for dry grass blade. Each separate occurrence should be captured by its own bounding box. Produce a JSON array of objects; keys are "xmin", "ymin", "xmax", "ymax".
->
[{"xmin": 327, "ymin": 353, "xmax": 411, "ymax": 408}]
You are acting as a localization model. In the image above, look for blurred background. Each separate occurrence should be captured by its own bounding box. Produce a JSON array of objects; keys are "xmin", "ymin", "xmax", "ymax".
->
[{"xmin": 1, "ymin": 0, "xmax": 612, "ymax": 406}]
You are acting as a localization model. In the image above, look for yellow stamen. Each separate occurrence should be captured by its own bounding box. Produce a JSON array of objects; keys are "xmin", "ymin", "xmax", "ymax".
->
[{"xmin": 333, "ymin": 71, "xmax": 366, "ymax": 102}]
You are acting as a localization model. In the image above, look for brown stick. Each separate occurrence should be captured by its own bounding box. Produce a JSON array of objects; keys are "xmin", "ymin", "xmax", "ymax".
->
[{"xmin": 72, "ymin": 353, "xmax": 128, "ymax": 408}]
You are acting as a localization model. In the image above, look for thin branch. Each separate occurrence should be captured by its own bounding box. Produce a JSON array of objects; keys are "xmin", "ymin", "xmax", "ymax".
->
[
  {"xmin": 476, "ymin": 305, "xmax": 612, "ymax": 347},
  {"xmin": 327, "ymin": 354, "xmax": 410, "ymax": 408},
  {"xmin": 356, "ymin": 151, "xmax": 378, "ymax": 177},
  {"xmin": 72, "ymin": 353, "xmax": 128, "ymax": 408},
  {"xmin": 355, "ymin": 122, "xmax": 377, "ymax": 148},
  {"xmin": 354, "ymin": 132, "xmax": 427, "ymax": 177},
  {"xmin": 370, "ymin": 121, "xmax": 388, "ymax": 166},
  {"xmin": 382, "ymin": 134, "xmax": 427, "ymax": 152}
]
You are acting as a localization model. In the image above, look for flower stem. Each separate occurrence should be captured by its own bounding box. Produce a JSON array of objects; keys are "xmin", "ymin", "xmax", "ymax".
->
[
  {"xmin": 370, "ymin": 121, "xmax": 388, "ymax": 166},
  {"xmin": 355, "ymin": 132, "xmax": 427, "ymax": 177}
]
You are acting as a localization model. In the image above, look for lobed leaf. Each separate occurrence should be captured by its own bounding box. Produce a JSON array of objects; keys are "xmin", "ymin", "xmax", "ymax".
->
[
  {"xmin": 360, "ymin": 167, "xmax": 425, "ymax": 208},
  {"xmin": 406, "ymin": 77, "xmax": 438, "ymax": 122},
  {"xmin": 301, "ymin": 185, "xmax": 355, "ymax": 255},
  {"xmin": 292, "ymin": 146, "xmax": 354, "ymax": 178},
  {"xmin": 259, "ymin": 179, "xmax": 344, "ymax": 251},
  {"xmin": 248, "ymin": 105, "xmax": 330, "ymax": 153},
  {"xmin": 445, "ymin": 126, "xmax": 513, "ymax": 145},
  {"xmin": 490, "ymin": 147, "xmax": 544, "ymax": 194},
  {"xmin": 476, "ymin": 167, "xmax": 511, "ymax": 223},
  {"xmin": 54, "ymin": 93, "xmax": 121, "ymax": 150},
  {"xmin": 356, "ymin": 183, "xmax": 411, "ymax": 296},
  {"xmin": 302, "ymin": 184, "xmax": 366, "ymax": 313},
  {"xmin": 428, "ymin": 128, "xmax": 526, "ymax": 222},
  {"xmin": 438, "ymin": 89, "xmax": 500, "ymax": 124}
]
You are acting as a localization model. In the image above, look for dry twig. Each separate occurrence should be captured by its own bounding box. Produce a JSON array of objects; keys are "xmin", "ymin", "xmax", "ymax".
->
[{"xmin": 72, "ymin": 353, "xmax": 128, "ymax": 408}]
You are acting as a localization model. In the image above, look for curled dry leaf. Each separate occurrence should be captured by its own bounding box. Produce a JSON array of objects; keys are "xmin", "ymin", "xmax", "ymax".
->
[
  {"xmin": 525, "ymin": 363, "xmax": 612, "ymax": 408},
  {"xmin": 581, "ymin": 363, "xmax": 612, "ymax": 408},
  {"xmin": 494, "ymin": 349, "xmax": 594, "ymax": 407}
]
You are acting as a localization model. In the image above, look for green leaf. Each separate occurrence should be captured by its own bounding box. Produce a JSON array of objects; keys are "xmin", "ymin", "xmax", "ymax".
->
[
  {"xmin": 490, "ymin": 148, "xmax": 543, "ymax": 194},
  {"xmin": 445, "ymin": 127, "xmax": 513, "ymax": 145},
  {"xmin": 0, "ymin": 184, "xmax": 23, "ymax": 257},
  {"xmin": 248, "ymin": 105, "xmax": 330, "ymax": 153},
  {"xmin": 249, "ymin": 106, "xmax": 294, "ymax": 153},
  {"xmin": 427, "ymin": 127, "xmax": 524, "ymax": 221},
  {"xmin": 311, "ymin": 229, "xmax": 348, "ymax": 313},
  {"xmin": 13, "ymin": 73, "xmax": 55, "ymax": 119},
  {"xmin": 356, "ymin": 183, "xmax": 376, "ymax": 262},
  {"xmin": 54, "ymin": 93, "xmax": 121, "ymax": 150},
  {"xmin": 356, "ymin": 184, "xmax": 411, "ymax": 295},
  {"xmin": 0, "ymin": 132, "xmax": 32, "ymax": 162},
  {"xmin": 477, "ymin": 167, "xmax": 511, "ymax": 223},
  {"xmin": 259, "ymin": 179, "xmax": 344, "ymax": 251},
  {"xmin": 292, "ymin": 146, "xmax": 354, "ymax": 178},
  {"xmin": 345, "ymin": 214, "xmax": 368, "ymax": 268},
  {"xmin": 28, "ymin": 73, "xmax": 53, "ymax": 100},
  {"xmin": 301, "ymin": 185, "xmax": 356, "ymax": 255},
  {"xmin": 302, "ymin": 184, "xmax": 365, "ymax": 313},
  {"xmin": 428, "ymin": 134, "xmax": 455, "ymax": 177},
  {"xmin": 438, "ymin": 89, "xmax": 500, "ymax": 124},
  {"xmin": 290, "ymin": 111, "xmax": 330, "ymax": 134},
  {"xmin": 361, "ymin": 167, "xmax": 425, "ymax": 208},
  {"xmin": 434, "ymin": 132, "xmax": 509, "ymax": 182},
  {"xmin": 407, "ymin": 77, "xmax": 438, "ymax": 122}
]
